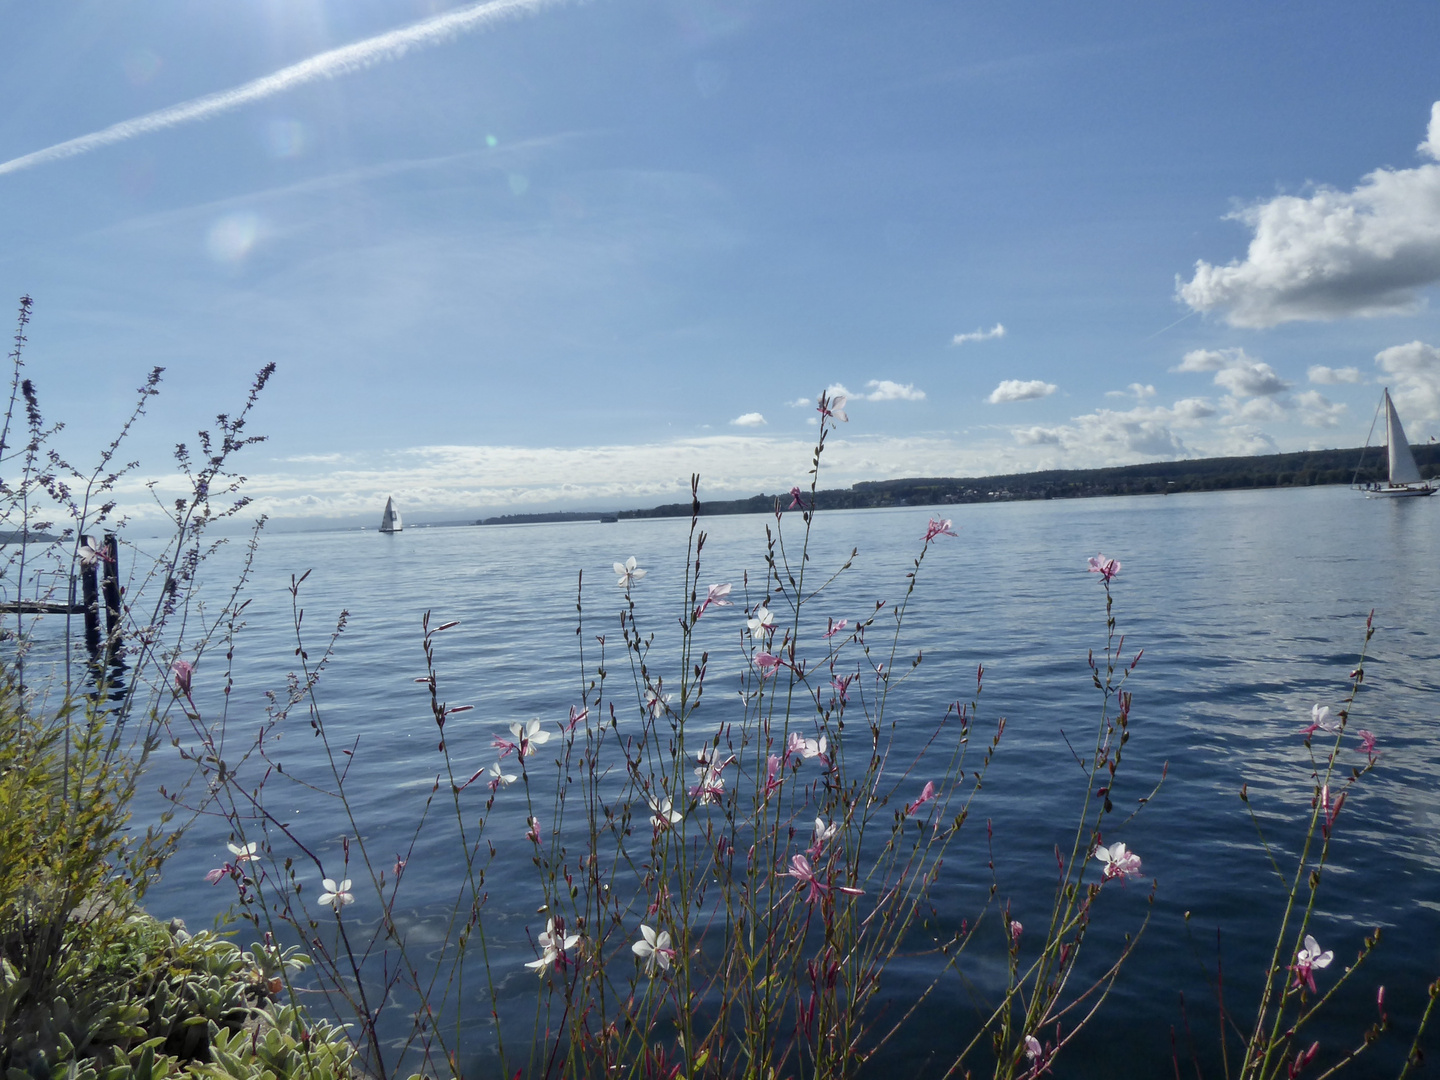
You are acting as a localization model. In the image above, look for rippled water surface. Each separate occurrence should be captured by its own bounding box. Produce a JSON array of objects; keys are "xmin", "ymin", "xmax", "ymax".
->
[{"xmin": 128, "ymin": 485, "xmax": 1440, "ymax": 1076}]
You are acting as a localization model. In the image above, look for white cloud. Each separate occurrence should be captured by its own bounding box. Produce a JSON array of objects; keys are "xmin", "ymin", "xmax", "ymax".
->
[
  {"xmin": 1177, "ymin": 103, "xmax": 1440, "ymax": 327},
  {"xmin": 1224, "ymin": 395, "xmax": 1288, "ymax": 423},
  {"xmin": 1375, "ymin": 339, "xmax": 1440, "ymax": 421},
  {"xmin": 0, "ymin": 0, "xmax": 567, "ymax": 176},
  {"xmin": 1175, "ymin": 347, "xmax": 1290, "ymax": 397},
  {"xmin": 1296, "ymin": 390, "xmax": 1347, "ymax": 428},
  {"xmin": 1105, "ymin": 383, "xmax": 1157, "ymax": 400},
  {"xmin": 785, "ymin": 397, "xmax": 811, "ymax": 408},
  {"xmin": 952, "ymin": 322, "xmax": 1006, "ymax": 346},
  {"xmin": 730, "ymin": 412, "xmax": 766, "ymax": 427},
  {"xmin": 1175, "ymin": 348, "xmax": 1234, "ymax": 373},
  {"xmin": 1307, "ymin": 365, "xmax": 1363, "ymax": 385},
  {"xmin": 1015, "ymin": 427, "xmax": 1061, "ymax": 446},
  {"xmin": 1011, "ymin": 405, "xmax": 1187, "ymax": 458},
  {"xmin": 988, "ymin": 379, "xmax": 1057, "ymax": 404},
  {"xmin": 1171, "ymin": 398, "xmax": 1218, "ymax": 424},
  {"xmin": 863, "ymin": 379, "xmax": 925, "ymax": 402},
  {"xmin": 1214, "ymin": 363, "xmax": 1289, "ymax": 398}
]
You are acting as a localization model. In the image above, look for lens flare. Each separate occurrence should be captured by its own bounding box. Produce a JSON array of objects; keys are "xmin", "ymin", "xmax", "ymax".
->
[{"xmin": 206, "ymin": 212, "xmax": 261, "ymax": 263}]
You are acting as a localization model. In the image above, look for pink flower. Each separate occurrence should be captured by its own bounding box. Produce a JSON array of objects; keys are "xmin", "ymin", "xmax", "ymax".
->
[
  {"xmin": 696, "ymin": 582, "xmax": 733, "ymax": 619},
  {"xmin": 492, "ymin": 733, "xmax": 519, "ymax": 758},
  {"xmin": 1356, "ymin": 729, "xmax": 1378, "ymax": 758},
  {"xmin": 205, "ymin": 866, "xmax": 227, "ymax": 885},
  {"xmin": 924, "ymin": 518, "xmax": 957, "ymax": 542},
  {"xmin": 755, "ymin": 652, "xmax": 782, "ymax": 677},
  {"xmin": 788, "ymin": 486, "xmax": 807, "ymax": 510},
  {"xmin": 905, "ymin": 781, "xmax": 937, "ymax": 817},
  {"xmin": 1024, "ymin": 1035, "xmax": 1042, "ymax": 1061},
  {"xmin": 786, "ymin": 854, "xmax": 862, "ymax": 903},
  {"xmin": 818, "ymin": 392, "xmax": 849, "ymax": 424},
  {"xmin": 690, "ymin": 751, "xmax": 733, "ymax": 805},
  {"xmin": 822, "ymin": 618, "xmax": 848, "ymax": 640},
  {"xmin": 1288, "ymin": 1041, "xmax": 1319, "ymax": 1078},
  {"xmin": 1291, "ymin": 934, "xmax": 1333, "ymax": 993},
  {"xmin": 526, "ymin": 816, "xmax": 543, "ymax": 844},
  {"xmin": 566, "ymin": 705, "xmax": 589, "ymax": 731},
  {"xmin": 1087, "ymin": 554, "xmax": 1121, "ymax": 582},
  {"xmin": 830, "ymin": 674, "xmax": 853, "ymax": 703},
  {"xmin": 1320, "ymin": 785, "xmax": 1346, "ymax": 836},
  {"xmin": 1093, "ymin": 841, "xmax": 1143, "ymax": 881},
  {"xmin": 1300, "ymin": 704, "xmax": 1341, "ymax": 738},
  {"xmin": 171, "ymin": 659, "xmax": 194, "ymax": 696},
  {"xmin": 1009, "ymin": 919, "xmax": 1023, "ymax": 944},
  {"xmin": 765, "ymin": 754, "xmax": 784, "ymax": 796}
]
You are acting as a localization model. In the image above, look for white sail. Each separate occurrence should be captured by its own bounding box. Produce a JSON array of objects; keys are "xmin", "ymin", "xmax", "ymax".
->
[
  {"xmin": 379, "ymin": 496, "xmax": 403, "ymax": 533},
  {"xmin": 1384, "ymin": 389, "xmax": 1423, "ymax": 485}
]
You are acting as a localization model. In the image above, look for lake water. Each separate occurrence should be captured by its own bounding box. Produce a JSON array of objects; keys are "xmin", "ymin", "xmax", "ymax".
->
[{"xmin": 126, "ymin": 484, "xmax": 1440, "ymax": 1077}]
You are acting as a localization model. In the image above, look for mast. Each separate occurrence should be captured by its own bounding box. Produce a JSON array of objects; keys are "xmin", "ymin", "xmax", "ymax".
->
[{"xmin": 1383, "ymin": 389, "xmax": 1423, "ymax": 485}]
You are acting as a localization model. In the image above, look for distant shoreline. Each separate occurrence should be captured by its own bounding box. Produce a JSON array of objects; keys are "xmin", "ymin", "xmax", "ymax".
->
[{"xmin": 472, "ymin": 442, "xmax": 1439, "ymax": 525}]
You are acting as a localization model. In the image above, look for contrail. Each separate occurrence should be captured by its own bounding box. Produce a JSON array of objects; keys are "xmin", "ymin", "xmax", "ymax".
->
[{"xmin": 0, "ymin": 0, "xmax": 569, "ymax": 177}]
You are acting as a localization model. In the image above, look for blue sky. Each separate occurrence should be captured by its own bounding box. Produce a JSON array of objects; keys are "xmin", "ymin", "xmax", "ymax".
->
[{"xmin": 4, "ymin": 1, "xmax": 1440, "ymax": 524}]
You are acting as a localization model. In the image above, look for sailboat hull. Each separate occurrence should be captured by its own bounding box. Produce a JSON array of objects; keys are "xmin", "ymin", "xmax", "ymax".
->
[{"xmin": 1362, "ymin": 485, "xmax": 1436, "ymax": 498}]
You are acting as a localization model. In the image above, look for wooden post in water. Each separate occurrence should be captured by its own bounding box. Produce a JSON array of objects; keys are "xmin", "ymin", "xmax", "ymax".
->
[
  {"xmin": 102, "ymin": 532, "xmax": 122, "ymax": 662},
  {"xmin": 80, "ymin": 534, "xmax": 101, "ymax": 657}
]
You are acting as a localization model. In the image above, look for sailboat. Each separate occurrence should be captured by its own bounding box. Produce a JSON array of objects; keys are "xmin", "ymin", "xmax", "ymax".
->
[
  {"xmin": 1356, "ymin": 389, "xmax": 1435, "ymax": 498},
  {"xmin": 379, "ymin": 496, "xmax": 404, "ymax": 532}
]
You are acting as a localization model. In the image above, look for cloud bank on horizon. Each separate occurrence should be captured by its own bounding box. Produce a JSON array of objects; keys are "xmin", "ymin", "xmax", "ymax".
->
[
  {"xmin": 1178, "ymin": 102, "xmax": 1440, "ymax": 327},
  {"xmin": 0, "ymin": 0, "xmax": 568, "ymax": 177}
]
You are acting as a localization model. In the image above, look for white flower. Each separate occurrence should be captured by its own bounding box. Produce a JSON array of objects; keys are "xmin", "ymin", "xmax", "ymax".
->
[
  {"xmin": 648, "ymin": 795, "xmax": 683, "ymax": 828},
  {"xmin": 1292, "ymin": 933, "xmax": 1334, "ymax": 992},
  {"xmin": 509, "ymin": 718, "xmax": 551, "ymax": 757},
  {"xmin": 1093, "ymin": 841, "xmax": 1143, "ymax": 881},
  {"xmin": 318, "ymin": 878, "xmax": 354, "ymax": 907},
  {"xmin": 747, "ymin": 605, "xmax": 775, "ymax": 639},
  {"xmin": 227, "ymin": 841, "xmax": 258, "ymax": 862},
  {"xmin": 632, "ymin": 924, "xmax": 674, "ymax": 975},
  {"xmin": 1297, "ymin": 934, "xmax": 1333, "ymax": 971},
  {"xmin": 525, "ymin": 917, "xmax": 580, "ymax": 975},
  {"xmin": 812, "ymin": 818, "xmax": 839, "ymax": 848},
  {"xmin": 644, "ymin": 688, "xmax": 672, "ymax": 719},
  {"xmin": 487, "ymin": 760, "xmax": 517, "ymax": 787},
  {"xmin": 614, "ymin": 556, "xmax": 647, "ymax": 588}
]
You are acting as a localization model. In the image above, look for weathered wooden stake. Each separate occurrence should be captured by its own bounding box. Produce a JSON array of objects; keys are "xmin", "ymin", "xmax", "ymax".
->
[
  {"xmin": 80, "ymin": 534, "xmax": 101, "ymax": 657},
  {"xmin": 102, "ymin": 532, "xmax": 122, "ymax": 661}
]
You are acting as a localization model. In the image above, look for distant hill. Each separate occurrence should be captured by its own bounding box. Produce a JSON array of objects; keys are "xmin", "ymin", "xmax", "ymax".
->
[
  {"xmin": 478, "ymin": 511, "xmax": 618, "ymax": 526},
  {"xmin": 616, "ymin": 444, "xmax": 1440, "ymax": 520}
]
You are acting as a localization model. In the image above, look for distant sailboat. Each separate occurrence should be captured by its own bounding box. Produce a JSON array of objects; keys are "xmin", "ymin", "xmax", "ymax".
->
[
  {"xmin": 379, "ymin": 496, "xmax": 404, "ymax": 532},
  {"xmin": 1356, "ymin": 389, "xmax": 1435, "ymax": 498}
]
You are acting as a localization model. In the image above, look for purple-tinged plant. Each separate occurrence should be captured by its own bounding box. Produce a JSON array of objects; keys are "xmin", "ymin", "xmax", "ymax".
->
[{"xmin": 1087, "ymin": 553, "xmax": 1121, "ymax": 582}]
